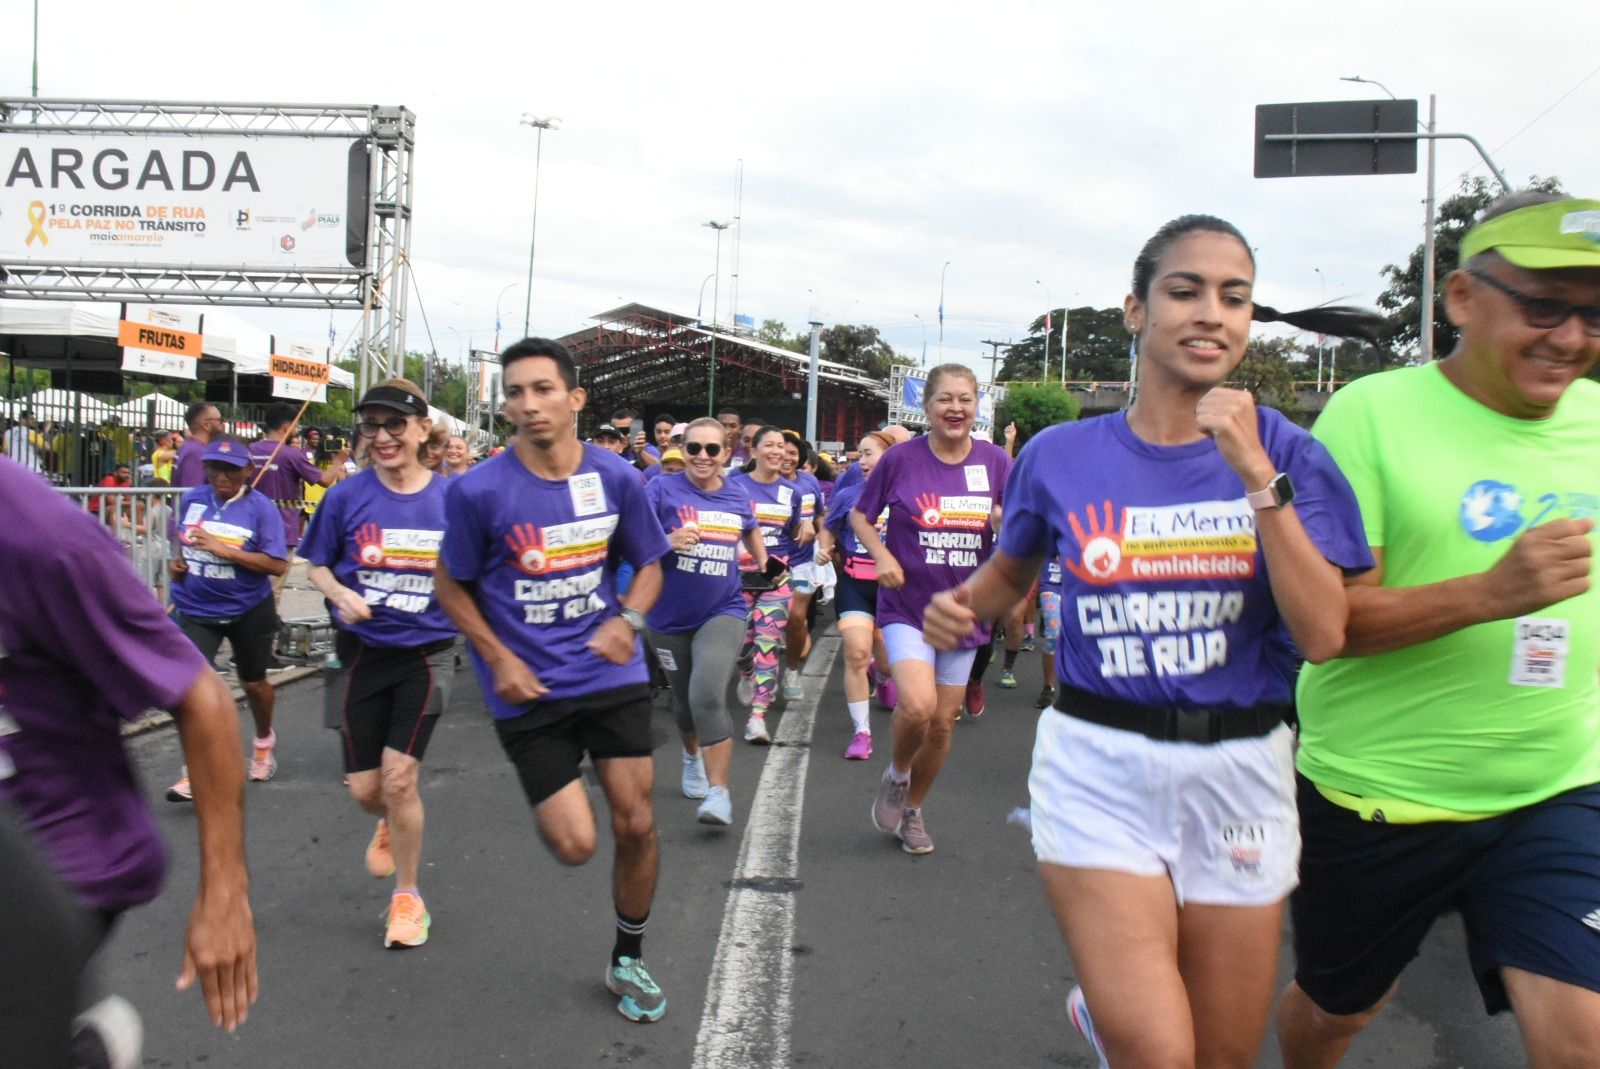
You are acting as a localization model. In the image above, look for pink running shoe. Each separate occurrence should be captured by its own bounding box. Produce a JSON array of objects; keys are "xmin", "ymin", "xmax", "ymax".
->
[
  {"xmin": 875, "ymin": 677, "xmax": 898, "ymax": 711},
  {"xmin": 844, "ymin": 732, "xmax": 873, "ymax": 760}
]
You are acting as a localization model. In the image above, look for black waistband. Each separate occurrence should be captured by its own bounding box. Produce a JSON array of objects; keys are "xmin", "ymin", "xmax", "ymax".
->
[{"xmin": 1051, "ymin": 682, "xmax": 1288, "ymax": 744}]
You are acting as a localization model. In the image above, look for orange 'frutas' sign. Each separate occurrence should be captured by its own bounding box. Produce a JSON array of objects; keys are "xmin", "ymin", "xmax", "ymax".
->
[{"xmin": 117, "ymin": 319, "xmax": 201, "ymax": 358}]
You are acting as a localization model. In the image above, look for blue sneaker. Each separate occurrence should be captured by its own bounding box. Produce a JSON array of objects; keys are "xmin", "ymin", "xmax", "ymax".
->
[
  {"xmin": 998, "ymin": 669, "xmax": 1018, "ymax": 689},
  {"xmin": 607, "ymin": 957, "xmax": 667, "ymax": 1022},
  {"xmin": 1066, "ymin": 985, "xmax": 1110, "ymax": 1069},
  {"xmin": 696, "ymin": 785, "xmax": 733, "ymax": 826},
  {"xmin": 681, "ymin": 750, "xmax": 709, "ymax": 799}
]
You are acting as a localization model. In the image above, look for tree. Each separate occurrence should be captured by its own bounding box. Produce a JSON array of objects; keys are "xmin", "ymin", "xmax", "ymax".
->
[
  {"xmin": 998, "ymin": 306, "xmax": 1132, "ymax": 384},
  {"xmin": 1377, "ymin": 174, "xmax": 1564, "ymax": 357},
  {"xmin": 1232, "ymin": 337, "xmax": 1302, "ymax": 415},
  {"xmin": 757, "ymin": 319, "xmax": 805, "ymax": 353},
  {"xmin": 993, "ymin": 381, "xmax": 1080, "ymax": 446}
]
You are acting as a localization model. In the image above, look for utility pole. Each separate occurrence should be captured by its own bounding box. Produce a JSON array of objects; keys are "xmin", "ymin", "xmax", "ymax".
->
[{"xmin": 980, "ymin": 339, "xmax": 1011, "ymax": 386}]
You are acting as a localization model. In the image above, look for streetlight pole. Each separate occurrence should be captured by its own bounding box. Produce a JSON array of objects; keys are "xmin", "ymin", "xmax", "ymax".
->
[
  {"xmin": 704, "ymin": 221, "xmax": 731, "ymax": 416},
  {"xmin": 1342, "ymin": 76, "xmax": 1437, "ymax": 361},
  {"xmin": 696, "ymin": 272, "xmax": 715, "ymax": 322},
  {"xmin": 494, "ymin": 281, "xmax": 520, "ymax": 351},
  {"xmin": 806, "ymin": 317, "xmax": 823, "ymax": 445},
  {"xmin": 1313, "ymin": 267, "xmax": 1326, "ymax": 391},
  {"xmin": 938, "ymin": 260, "xmax": 951, "ymax": 361},
  {"xmin": 1035, "ymin": 279, "xmax": 1052, "ymax": 384},
  {"xmin": 519, "ymin": 114, "xmax": 560, "ymax": 337}
]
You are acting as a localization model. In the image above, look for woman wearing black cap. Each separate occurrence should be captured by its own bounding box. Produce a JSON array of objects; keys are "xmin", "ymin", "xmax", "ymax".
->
[
  {"xmin": 301, "ymin": 378, "xmax": 456, "ymax": 949},
  {"xmin": 165, "ymin": 437, "xmax": 289, "ymax": 801}
]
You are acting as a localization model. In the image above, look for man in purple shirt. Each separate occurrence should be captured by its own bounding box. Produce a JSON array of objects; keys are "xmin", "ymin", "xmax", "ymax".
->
[
  {"xmin": 0, "ymin": 455, "xmax": 258, "ymax": 1054},
  {"xmin": 248, "ymin": 402, "xmax": 349, "ymax": 554},
  {"xmin": 173, "ymin": 402, "xmax": 225, "ymax": 487}
]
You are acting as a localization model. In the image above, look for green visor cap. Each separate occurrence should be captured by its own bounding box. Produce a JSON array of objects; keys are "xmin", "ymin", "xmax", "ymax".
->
[{"xmin": 1459, "ymin": 199, "xmax": 1600, "ymax": 270}]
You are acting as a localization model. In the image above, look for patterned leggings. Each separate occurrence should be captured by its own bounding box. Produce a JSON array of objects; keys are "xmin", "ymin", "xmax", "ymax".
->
[{"xmin": 743, "ymin": 584, "xmax": 791, "ymax": 716}]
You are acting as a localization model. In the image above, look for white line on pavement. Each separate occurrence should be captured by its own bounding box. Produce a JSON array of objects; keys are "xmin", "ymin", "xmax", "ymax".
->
[{"xmin": 691, "ymin": 633, "xmax": 841, "ymax": 1069}]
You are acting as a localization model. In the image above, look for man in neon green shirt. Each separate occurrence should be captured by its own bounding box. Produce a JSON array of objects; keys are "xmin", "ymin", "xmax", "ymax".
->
[{"xmin": 1279, "ymin": 194, "xmax": 1600, "ymax": 1068}]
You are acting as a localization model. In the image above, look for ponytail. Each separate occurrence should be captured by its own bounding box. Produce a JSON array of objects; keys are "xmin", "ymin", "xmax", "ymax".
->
[{"xmin": 1252, "ymin": 303, "xmax": 1388, "ymax": 348}]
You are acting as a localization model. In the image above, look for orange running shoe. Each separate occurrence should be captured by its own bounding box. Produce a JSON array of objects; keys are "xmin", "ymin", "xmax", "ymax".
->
[
  {"xmin": 365, "ymin": 818, "xmax": 395, "ymax": 878},
  {"xmin": 384, "ymin": 890, "xmax": 430, "ymax": 948}
]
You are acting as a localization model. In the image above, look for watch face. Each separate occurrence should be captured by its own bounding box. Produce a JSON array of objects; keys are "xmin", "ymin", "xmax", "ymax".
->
[{"xmin": 1273, "ymin": 473, "xmax": 1295, "ymax": 506}]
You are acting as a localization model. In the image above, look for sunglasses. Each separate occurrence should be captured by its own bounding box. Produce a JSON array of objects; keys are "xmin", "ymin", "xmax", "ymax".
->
[
  {"xmin": 1469, "ymin": 269, "xmax": 1600, "ymax": 336},
  {"xmin": 684, "ymin": 441, "xmax": 723, "ymax": 457},
  {"xmin": 356, "ymin": 414, "xmax": 411, "ymax": 438}
]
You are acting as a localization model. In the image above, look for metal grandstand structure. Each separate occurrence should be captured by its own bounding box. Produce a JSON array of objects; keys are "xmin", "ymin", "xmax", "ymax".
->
[
  {"xmin": 0, "ymin": 97, "xmax": 415, "ymax": 390},
  {"xmin": 556, "ymin": 303, "xmax": 889, "ymax": 442}
]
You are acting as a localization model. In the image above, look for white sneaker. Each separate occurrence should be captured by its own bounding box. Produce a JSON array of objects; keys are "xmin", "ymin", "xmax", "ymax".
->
[
  {"xmin": 736, "ymin": 672, "xmax": 756, "ymax": 706},
  {"xmin": 1066, "ymin": 985, "xmax": 1110, "ymax": 1069},
  {"xmin": 744, "ymin": 714, "xmax": 771, "ymax": 745},
  {"xmin": 781, "ymin": 673, "xmax": 804, "ymax": 701},
  {"xmin": 681, "ymin": 750, "xmax": 709, "ymax": 799}
]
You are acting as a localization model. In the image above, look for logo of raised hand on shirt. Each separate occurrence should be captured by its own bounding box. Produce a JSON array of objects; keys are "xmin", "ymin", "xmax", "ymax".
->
[
  {"xmin": 1063, "ymin": 500, "xmax": 1126, "ymax": 585},
  {"xmin": 506, "ymin": 523, "xmax": 550, "ymax": 576},
  {"xmin": 913, "ymin": 492, "xmax": 943, "ymax": 528},
  {"xmin": 354, "ymin": 522, "xmax": 386, "ymax": 566},
  {"xmin": 676, "ymin": 504, "xmax": 701, "ymax": 533}
]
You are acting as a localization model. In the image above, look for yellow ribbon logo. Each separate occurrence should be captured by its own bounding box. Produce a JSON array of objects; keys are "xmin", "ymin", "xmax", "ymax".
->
[{"xmin": 25, "ymin": 201, "xmax": 48, "ymax": 247}]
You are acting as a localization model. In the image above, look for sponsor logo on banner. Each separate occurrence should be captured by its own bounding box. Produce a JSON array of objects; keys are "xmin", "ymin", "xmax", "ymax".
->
[
  {"xmin": 118, "ymin": 307, "xmax": 201, "ymax": 380},
  {"xmin": 1065, "ymin": 499, "xmax": 1257, "ymax": 586}
]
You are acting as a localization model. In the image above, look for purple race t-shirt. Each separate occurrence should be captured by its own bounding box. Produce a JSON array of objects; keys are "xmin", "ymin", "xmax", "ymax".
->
[
  {"xmin": 173, "ymin": 435, "xmax": 207, "ymax": 487},
  {"xmin": 824, "ymin": 481, "xmax": 886, "ymax": 580},
  {"xmin": 0, "ymin": 458, "xmax": 207, "ymax": 910},
  {"xmin": 299, "ymin": 468, "xmax": 456, "ymax": 647},
  {"xmin": 788, "ymin": 471, "xmax": 822, "ymax": 566},
  {"xmin": 854, "ymin": 435, "xmax": 1012, "ymax": 648},
  {"xmin": 171, "ymin": 485, "xmax": 286, "ymax": 619},
  {"xmin": 999, "ymin": 409, "xmax": 1372, "ymax": 708},
  {"xmin": 249, "ymin": 438, "xmax": 325, "ymax": 547},
  {"xmin": 730, "ymin": 472, "xmax": 804, "ymax": 565},
  {"xmin": 644, "ymin": 472, "xmax": 758, "ymax": 634},
  {"xmin": 833, "ymin": 462, "xmax": 863, "ymax": 494},
  {"xmin": 440, "ymin": 445, "xmax": 669, "ymax": 720}
]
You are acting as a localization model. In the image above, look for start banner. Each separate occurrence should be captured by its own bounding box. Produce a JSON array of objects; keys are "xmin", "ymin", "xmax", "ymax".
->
[
  {"xmin": 119, "ymin": 306, "xmax": 201, "ymax": 380},
  {"xmin": 270, "ymin": 344, "xmax": 331, "ymax": 403},
  {"xmin": 2, "ymin": 132, "xmax": 362, "ymax": 270}
]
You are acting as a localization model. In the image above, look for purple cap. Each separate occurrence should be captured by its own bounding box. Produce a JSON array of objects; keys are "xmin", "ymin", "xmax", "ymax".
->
[{"xmin": 201, "ymin": 438, "xmax": 252, "ymax": 468}]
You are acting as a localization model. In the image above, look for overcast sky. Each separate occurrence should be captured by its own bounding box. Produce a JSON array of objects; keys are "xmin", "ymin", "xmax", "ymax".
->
[{"xmin": 3, "ymin": 0, "xmax": 1597, "ymax": 380}]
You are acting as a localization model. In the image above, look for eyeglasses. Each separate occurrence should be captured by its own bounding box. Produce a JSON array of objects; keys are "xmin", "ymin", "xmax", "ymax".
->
[
  {"xmin": 684, "ymin": 441, "xmax": 723, "ymax": 457},
  {"xmin": 1469, "ymin": 269, "xmax": 1600, "ymax": 336},
  {"xmin": 356, "ymin": 415, "xmax": 411, "ymax": 438}
]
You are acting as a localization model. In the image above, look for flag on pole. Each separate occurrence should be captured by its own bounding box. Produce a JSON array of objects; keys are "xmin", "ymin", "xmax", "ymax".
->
[
  {"xmin": 328, "ymin": 313, "xmax": 336, "ymax": 347},
  {"xmin": 938, "ymin": 297, "xmax": 944, "ymax": 327},
  {"xmin": 495, "ymin": 310, "xmax": 502, "ymax": 352}
]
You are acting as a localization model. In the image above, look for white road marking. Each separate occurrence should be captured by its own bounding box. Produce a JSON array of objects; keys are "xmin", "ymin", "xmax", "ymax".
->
[{"xmin": 691, "ymin": 633, "xmax": 840, "ymax": 1069}]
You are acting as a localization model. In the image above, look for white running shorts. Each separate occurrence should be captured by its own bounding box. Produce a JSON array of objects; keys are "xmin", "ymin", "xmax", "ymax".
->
[
  {"xmin": 882, "ymin": 622, "xmax": 977, "ymax": 687},
  {"xmin": 1029, "ymin": 710, "xmax": 1299, "ymax": 907}
]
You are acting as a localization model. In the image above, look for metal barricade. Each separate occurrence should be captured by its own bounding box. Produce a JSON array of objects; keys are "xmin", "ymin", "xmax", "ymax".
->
[{"xmin": 58, "ymin": 485, "xmax": 186, "ymax": 602}]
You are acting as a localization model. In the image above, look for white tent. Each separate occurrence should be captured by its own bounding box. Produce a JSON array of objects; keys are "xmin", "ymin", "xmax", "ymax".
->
[
  {"xmin": 113, "ymin": 391, "xmax": 189, "ymax": 430},
  {"xmin": 0, "ymin": 388, "xmax": 119, "ymax": 423}
]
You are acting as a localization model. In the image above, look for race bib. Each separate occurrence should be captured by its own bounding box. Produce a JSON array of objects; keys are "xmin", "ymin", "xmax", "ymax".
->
[
  {"xmin": 569, "ymin": 472, "xmax": 606, "ymax": 517},
  {"xmin": 655, "ymin": 648, "xmax": 678, "ymax": 671},
  {"xmin": 964, "ymin": 465, "xmax": 990, "ymax": 493},
  {"xmin": 778, "ymin": 486, "xmax": 794, "ymax": 506},
  {"xmin": 1509, "ymin": 616, "xmax": 1568, "ymax": 688},
  {"xmin": 182, "ymin": 503, "xmax": 208, "ymax": 526}
]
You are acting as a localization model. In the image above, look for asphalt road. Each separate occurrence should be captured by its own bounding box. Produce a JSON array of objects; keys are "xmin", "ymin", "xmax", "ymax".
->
[{"xmin": 105, "ymin": 628, "xmax": 1529, "ymax": 1068}]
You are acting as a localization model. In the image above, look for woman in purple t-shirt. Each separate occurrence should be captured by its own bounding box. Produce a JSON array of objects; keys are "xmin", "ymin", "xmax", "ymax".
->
[
  {"xmin": 644, "ymin": 418, "xmax": 770, "ymax": 826},
  {"xmin": 923, "ymin": 215, "xmax": 1380, "ymax": 1068},
  {"xmin": 818, "ymin": 429, "xmax": 896, "ymax": 760},
  {"xmin": 728, "ymin": 427, "xmax": 805, "ymax": 744},
  {"xmin": 853, "ymin": 365, "xmax": 1012, "ymax": 856},
  {"xmin": 301, "ymin": 379, "xmax": 455, "ymax": 950}
]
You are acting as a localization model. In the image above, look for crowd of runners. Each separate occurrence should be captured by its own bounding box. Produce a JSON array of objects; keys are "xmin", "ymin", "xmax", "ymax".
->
[{"xmin": 3, "ymin": 191, "xmax": 1600, "ymax": 1068}]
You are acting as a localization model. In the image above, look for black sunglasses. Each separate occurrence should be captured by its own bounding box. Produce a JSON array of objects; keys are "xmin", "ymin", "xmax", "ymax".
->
[
  {"xmin": 356, "ymin": 414, "xmax": 411, "ymax": 438},
  {"xmin": 684, "ymin": 441, "xmax": 723, "ymax": 457},
  {"xmin": 1469, "ymin": 269, "xmax": 1600, "ymax": 336}
]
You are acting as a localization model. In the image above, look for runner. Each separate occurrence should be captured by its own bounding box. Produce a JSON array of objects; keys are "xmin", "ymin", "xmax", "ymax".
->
[
  {"xmin": 645, "ymin": 417, "xmax": 770, "ymax": 825},
  {"xmin": 923, "ymin": 214, "xmax": 1378, "ymax": 1067},
  {"xmin": 1034, "ymin": 557, "xmax": 1063, "ymax": 709},
  {"xmin": 300, "ymin": 380, "xmax": 455, "ymax": 949},
  {"xmin": 249, "ymin": 403, "xmax": 347, "ymax": 599},
  {"xmin": 779, "ymin": 431, "xmax": 823, "ymax": 701},
  {"xmin": 444, "ymin": 435, "xmax": 473, "ymax": 475},
  {"xmin": 729, "ymin": 426, "xmax": 806, "ymax": 744},
  {"xmin": 166, "ymin": 439, "xmax": 290, "ymax": 801},
  {"xmin": 819, "ymin": 429, "xmax": 896, "ymax": 760},
  {"xmin": 434, "ymin": 338, "xmax": 672, "ymax": 1023},
  {"xmin": 173, "ymin": 403, "xmax": 225, "ymax": 487},
  {"xmin": 0, "ymin": 454, "xmax": 258, "ymax": 1058},
  {"xmin": 854, "ymin": 364, "xmax": 1012, "ymax": 855},
  {"xmin": 1276, "ymin": 194, "xmax": 1600, "ymax": 1069}
]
